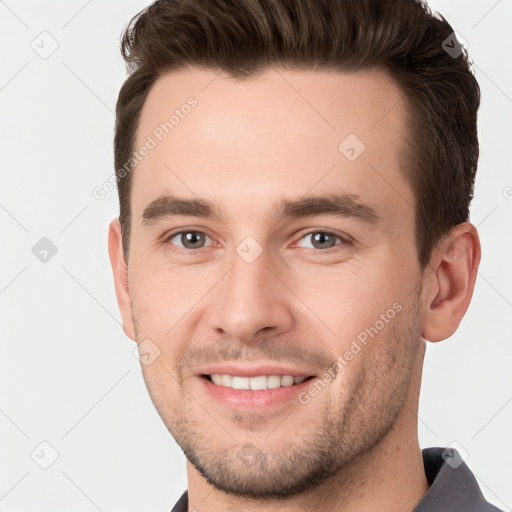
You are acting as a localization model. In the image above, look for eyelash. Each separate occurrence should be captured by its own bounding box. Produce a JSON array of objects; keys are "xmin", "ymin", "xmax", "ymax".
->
[{"xmin": 164, "ymin": 229, "xmax": 350, "ymax": 255}]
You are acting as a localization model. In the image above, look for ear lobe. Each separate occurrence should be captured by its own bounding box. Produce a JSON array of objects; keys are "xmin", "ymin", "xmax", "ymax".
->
[
  {"xmin": 421, "ymin": 223, "xmax": 481, "ymax": 343},
  {"xmin": 108, "ymin": 218, "xmax": 136, "ymax": 341}
]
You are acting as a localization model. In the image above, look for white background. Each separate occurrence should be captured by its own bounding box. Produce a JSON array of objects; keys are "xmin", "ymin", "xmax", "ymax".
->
[{"xmin": 1, "ymin": 1, "xmax": 511, "ymax": 510}]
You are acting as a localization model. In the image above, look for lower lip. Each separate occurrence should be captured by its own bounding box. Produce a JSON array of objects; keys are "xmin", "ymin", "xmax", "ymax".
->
[{"xmin": 198, "ymin": 375, "xmax": 317, "ymax": 408}]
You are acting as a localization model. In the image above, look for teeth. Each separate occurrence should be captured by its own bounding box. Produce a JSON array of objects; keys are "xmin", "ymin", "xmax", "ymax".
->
[
  {"xmin": 232, "ymin": 376, "xmax": 250, "ymax": 390},
  {"xmin": 221, "ymin": 374, "xmax": 232, "ymax": 387},
  {"xmin": 211, "ymin": 374, "xmax": 223, "ymax": 386},
  {"xmin": 267, "ymin": 375, "xmax": 282, "ymax": 389},
  {"xmin": 208, "ymin": 374, "xmax": 308, "ymax": 390},
  {"xmin": 281, "ymin": 375, "xmax": 294, "ymax": 387},
  {"xmin": 250, "ymin": 375, "xmax": 267, "ymax": 391}
]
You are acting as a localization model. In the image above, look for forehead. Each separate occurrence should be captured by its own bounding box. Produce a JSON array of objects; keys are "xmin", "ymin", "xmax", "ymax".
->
[{"xmin": 131, "ymin": 66, "xmax": 414, "ymax": 229}]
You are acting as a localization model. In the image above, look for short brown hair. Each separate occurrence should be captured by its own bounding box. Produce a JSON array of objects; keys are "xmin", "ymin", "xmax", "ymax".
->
[{"xmin": 114, "ymin": 0, "xmax": 480, "ymax": 269}]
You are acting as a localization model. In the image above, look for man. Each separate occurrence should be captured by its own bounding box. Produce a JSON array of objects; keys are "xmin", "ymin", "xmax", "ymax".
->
[{"xmin": 108, "ymin": 0, "xmax": 503, "ymax": 510}]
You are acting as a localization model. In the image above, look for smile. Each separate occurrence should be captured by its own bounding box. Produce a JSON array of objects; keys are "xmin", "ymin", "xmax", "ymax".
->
[{"xmin": 203, "ymin": 374, "xmax": 314, "ymax": 390}]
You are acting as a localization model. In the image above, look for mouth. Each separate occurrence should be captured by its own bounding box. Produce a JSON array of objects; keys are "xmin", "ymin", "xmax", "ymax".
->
[{"xmin": 201, "ymin": 373, "xmax": 316, "ymax": 390}]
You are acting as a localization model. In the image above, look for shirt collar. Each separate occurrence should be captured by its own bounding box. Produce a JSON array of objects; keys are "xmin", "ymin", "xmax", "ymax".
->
[{"xmin": 413, "ymin": 447, "xmax": 502, "ymax": 511}]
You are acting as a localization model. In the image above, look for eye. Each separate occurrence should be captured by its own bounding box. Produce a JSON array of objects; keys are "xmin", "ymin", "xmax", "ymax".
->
[
  {"xmin": 296, "ymin": 231, "xmax": 347, "ymax": 252},
  {"xmin": 166, "ymin": 230, "xmax": 213, "ymax": 251},
  {"xmin": 164, "ymin": 229, "xmax": 349, "ymax": 254}
]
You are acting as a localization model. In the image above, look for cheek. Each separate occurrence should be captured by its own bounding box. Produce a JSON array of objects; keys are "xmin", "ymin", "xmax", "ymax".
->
[
  {"xmin": 290, "ymin": 260, "xmax": 401, "ymax": 332},
  {"xmin": 129, "ymin": 259, "xmax": 210, "ymax": 331},
  {"xmin": 328, "ymin": 305, "xmax": 412, "ymax": 400},
  {"xmin": 139, "ymin": 363, "xmax": 185, "ymax": 432}
]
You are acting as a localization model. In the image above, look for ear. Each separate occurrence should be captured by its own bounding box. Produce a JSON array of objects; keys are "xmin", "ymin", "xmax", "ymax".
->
[
  {"xmin": 421, "ymin": 222, "xmax": 481, "ymax": 342},
  {"xmin": 108, "ymin": 218, "xmax": 136, "ymax": 341}
]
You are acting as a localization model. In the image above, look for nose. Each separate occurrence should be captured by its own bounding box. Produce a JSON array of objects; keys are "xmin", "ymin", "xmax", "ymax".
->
[{"xmin": 206, "ymin": 248, "xmax": 294, "ymax": 343}]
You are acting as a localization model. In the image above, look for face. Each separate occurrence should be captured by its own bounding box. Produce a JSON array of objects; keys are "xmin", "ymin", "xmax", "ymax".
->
[{"xmin": 120, "ymin": 66, "xmax": 427, "ymax": 497}]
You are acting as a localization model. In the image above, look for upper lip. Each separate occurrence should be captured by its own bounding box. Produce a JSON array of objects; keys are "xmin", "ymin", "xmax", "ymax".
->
[{"xmin": 196, "ymin": 364, "xmax": 316, "ymax": 378}]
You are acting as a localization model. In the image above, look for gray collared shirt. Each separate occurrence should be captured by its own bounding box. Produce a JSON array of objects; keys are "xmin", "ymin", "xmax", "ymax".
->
[{"xmin": 170, "ymin": 447, "xmax": 504, "ymax": 511}]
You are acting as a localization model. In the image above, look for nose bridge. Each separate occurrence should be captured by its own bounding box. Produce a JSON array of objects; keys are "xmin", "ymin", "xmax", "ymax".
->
[{"xmin": 209, "ymin": 240, "xmax": 293, "ymax": 341}]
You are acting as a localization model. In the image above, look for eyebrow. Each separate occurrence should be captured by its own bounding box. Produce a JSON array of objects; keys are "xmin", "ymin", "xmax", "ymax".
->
[{"xmin": 141, "ymin": 193, "xmax": 380, "ymax": 226}]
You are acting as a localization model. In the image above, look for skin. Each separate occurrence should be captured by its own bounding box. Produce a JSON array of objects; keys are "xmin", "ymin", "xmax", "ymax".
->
[{"xmin": 109, "ymin": 67, "xmax": 481, "ymax": 512}]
